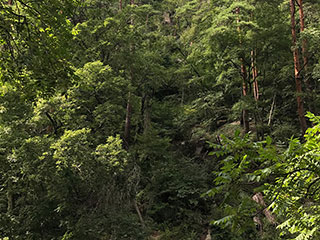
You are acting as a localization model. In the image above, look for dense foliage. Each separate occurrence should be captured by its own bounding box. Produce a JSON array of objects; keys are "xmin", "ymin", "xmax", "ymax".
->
[{"xmin": 1, "ymin": 0, "xmax": 320, "ymax": 239}]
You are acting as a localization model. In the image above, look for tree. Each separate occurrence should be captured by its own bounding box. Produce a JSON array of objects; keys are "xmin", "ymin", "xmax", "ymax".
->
[
  {"xmin": 290, "ymin": 0, "xmax": 307, "ymax": 134},
  {"xmin": 1, "ymin": 0, "xmax": 320, "ymax": 239},
  {"xmin": 0, "ymin": 0, "xmax": 75, "ymax": 96}
]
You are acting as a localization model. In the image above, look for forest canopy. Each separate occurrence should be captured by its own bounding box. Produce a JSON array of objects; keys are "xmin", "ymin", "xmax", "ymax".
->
[{"xmin": 1, "ymin": 0, "xmax": 320, "ymax": 239}]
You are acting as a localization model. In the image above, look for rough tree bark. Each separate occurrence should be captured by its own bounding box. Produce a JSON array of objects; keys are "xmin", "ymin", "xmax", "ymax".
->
[{"xmin": 290, "ymin": 0, "xmax": 307, "ymax": 134}]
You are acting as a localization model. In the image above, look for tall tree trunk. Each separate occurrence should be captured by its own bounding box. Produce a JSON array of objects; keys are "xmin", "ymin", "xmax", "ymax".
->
[
  {"xmin": 251, "ymin": 49, "xmax": 259, "ymax": 101},
  {"xmin": 268, "ymin": 95, "xmax": 276, "ymax": 126},
  {"xmin": 8, "ymin": 0, "xmax": 13, "ymax": 5},
  {"xmin": 290, "ymin": 0, "xmax": 307, "ymax": 134},
  {"xmin": 236, "ymin": 7, "xmax": 249, "ymax": 133},
  {"xmin": 251, "ymin": 48, "xmax": 262, "ymax": 138},
  {"xmin": 119, "ymin": 0, "xmax": 122, "ymax": 10},
  {"xmin": 241, "ymin": 61, "xmax": 249, "ymax": 133}
]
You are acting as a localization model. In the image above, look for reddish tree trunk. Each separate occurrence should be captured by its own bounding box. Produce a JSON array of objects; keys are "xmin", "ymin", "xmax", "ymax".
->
[
  {"xmin": 297, "ymin": 0, "xmax": 313, "ymax": 113},
  {"xmin": 8, "ymin": 0, "xmax": 13, "ymax": 5},
  {"xmin": 119, "ymin": 0, "xmax": 122, "ymax": 10},
  {"xmin": 236, "ymin": 7, "xmax": 249, "ymax": 133},
  {"xmin": 290, "ymin": 0, "xmax": 307, "ymax": 134}
]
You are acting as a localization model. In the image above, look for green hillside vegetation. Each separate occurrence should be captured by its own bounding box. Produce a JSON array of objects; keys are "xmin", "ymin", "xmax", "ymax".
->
[{"xmin": 1, "ymin": 0, "xmax": 320, "ymax": 239}]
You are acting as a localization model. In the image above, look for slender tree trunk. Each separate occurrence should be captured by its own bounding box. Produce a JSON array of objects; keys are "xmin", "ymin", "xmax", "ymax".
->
[
  {"xmin": 241, "ymin": 63, "xmax": 248, "ymax": 97},
  {"xmin": 268, "ymin": 95, "xmax": 276, "ymax": 126},
  {"xmin": 119, "ymin": 0, "xmax": 122, "ymax": 10},
  {"xmin": 236, "ymin": 7, "xmax": 249, "ymax": 133},
  {"xmin": 134, "ymin": 199, "xmax": 146, "ymax": 228},
  {"xmin": 290, "ymin": 0, "xmax": 307, "ymax": 134},
  {"xmin": 251, "ymin": 49, "xmax": 259, "ymax": 101},
  {"xmin": 249, "ymin": 12, "xmax": 261, "ymax": 137},
  {"xmin": 8, "ymin": 0, "xmax": 13, "ymax": 5},
  {"xmin": 241, "ymin": 61, "xmax": 249, "ymax": 133},
  {"xmin": 251, "ymin": 48, "xmax": 262, "ymax": 138}
]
